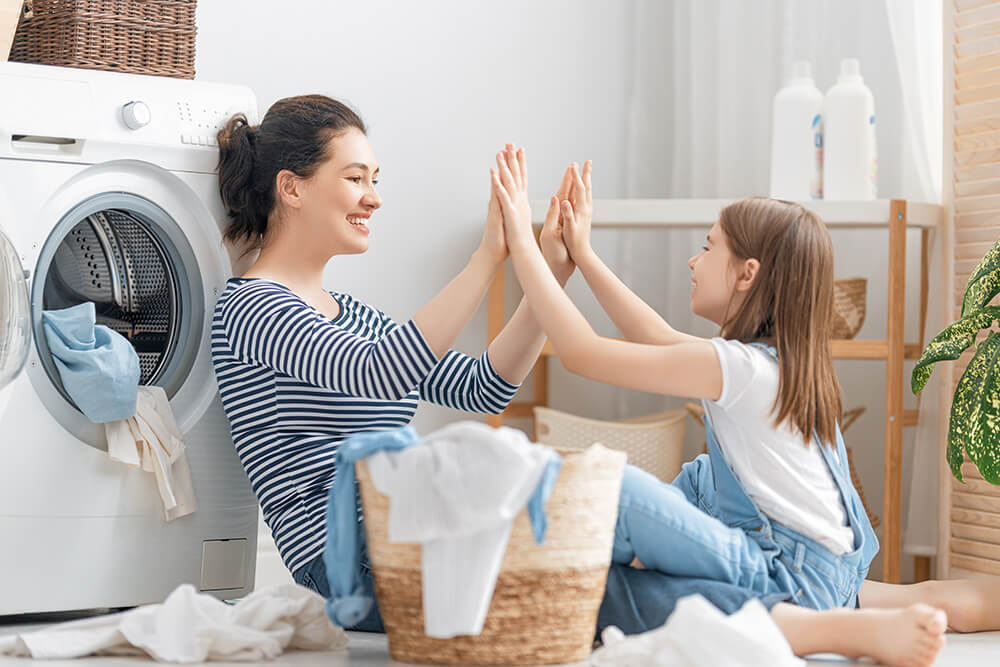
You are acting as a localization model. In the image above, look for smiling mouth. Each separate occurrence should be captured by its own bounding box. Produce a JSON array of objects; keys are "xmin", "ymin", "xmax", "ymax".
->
[{"xmin": 347, "ymin": 215, "xmax": 369, "ymax": 227}]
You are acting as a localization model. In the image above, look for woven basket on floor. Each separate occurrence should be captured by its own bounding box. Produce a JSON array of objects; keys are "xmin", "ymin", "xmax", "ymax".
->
[
  {"xmin": 534, "ymin": 407, "xmax": 686, "ymax": 483},
  {"xmin": 356, "ymin": 444, "xmax": 627, "ymax": 666},
  {"xmin": 10, "ymin": 0, "xmax": 196, "ymax": 79},
  {"xmin": 832, "ymin": 277, "xmax": 867, "ymax": 340}
]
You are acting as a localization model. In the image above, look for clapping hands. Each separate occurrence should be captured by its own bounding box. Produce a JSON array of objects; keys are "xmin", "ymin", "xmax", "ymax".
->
[{"xmin": 490, "ymin": 145, "xmax": 593, "ymax": 280}]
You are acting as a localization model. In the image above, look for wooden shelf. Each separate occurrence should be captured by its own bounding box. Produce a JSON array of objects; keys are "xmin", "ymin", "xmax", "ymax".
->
[
  {"xmin": 489, "ymin": 198, "xmax": 943, "ymax": 584},
  {"xmin": 528, "ymin": 198, "xmax": 943, "ymax": 229},
  {"xmin": 536, "ymin": 339, "xmax": 924, "ymax": 360}
]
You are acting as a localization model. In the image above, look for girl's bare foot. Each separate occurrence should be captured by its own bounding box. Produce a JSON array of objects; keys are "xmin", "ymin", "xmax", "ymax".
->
[
  {"xmin": 863, "ymin": 604, "xmax": 947, "ymax": 667},
  {"xmin": 772, "ymin": 602, "xmax": 946, "ymax": 667},
  {"xmin": 930, "ymin": 578, "xmax": 1000, "ymax": 633},
  {"xmin": 861, "ymin": 577, "xmax": 1000, "ymax": 633}
]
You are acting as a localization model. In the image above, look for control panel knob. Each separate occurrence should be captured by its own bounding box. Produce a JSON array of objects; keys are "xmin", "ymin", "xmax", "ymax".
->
[{"xmin": 121, "ymin": 101, "xmax": 151, "ymax": 130}]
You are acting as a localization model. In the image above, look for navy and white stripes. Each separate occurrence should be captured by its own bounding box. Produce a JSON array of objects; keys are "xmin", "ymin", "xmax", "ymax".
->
[{"xmin": 211, "ymin": 278, "xmax": 519, "ymax": 575}]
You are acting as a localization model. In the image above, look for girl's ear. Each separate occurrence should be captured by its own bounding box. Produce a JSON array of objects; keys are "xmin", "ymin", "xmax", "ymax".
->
[
  {"xmin": 735, "ymin": 258, "xmax": 760, "ymax": 293},
  {"xmin": 275, "ymin": 169, "xmax": 303, "ymax": 210}
]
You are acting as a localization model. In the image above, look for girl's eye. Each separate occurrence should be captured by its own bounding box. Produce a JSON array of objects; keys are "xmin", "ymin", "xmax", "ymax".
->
[
  {"xmin": 372, "ymin": 179, "xmax": 378, "ymax": 185},
  {"xmin": 348, "ymin": 176, "xmax": 362, "ymax": 183}
]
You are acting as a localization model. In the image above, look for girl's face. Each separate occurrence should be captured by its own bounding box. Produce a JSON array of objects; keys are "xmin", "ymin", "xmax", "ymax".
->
[
  {"xmin": 688, "ymin": 222, "xmax": 745, "ymax": 325},
  {"xmin": 296, "ymin": 128, "xmax": 382, "ymax": 256}
]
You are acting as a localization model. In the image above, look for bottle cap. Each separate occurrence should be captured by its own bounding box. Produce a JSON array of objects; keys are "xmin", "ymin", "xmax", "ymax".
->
[{"xmin": 839, "ymin": 58, "xmax": 862, "ymax": 82}]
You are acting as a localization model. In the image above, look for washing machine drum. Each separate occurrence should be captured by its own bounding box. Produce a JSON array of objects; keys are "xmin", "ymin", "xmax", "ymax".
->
[{"xmin": 43, "ymin": 210, "xmax": 178, "ymax": 385}]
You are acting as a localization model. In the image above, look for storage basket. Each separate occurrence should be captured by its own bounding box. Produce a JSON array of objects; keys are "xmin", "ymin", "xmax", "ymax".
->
[
  {"xmin": 832, "ymin": 277, "xmax": 867, "ymax": 340},
  {"xmin": 355, "ymin": 444, "xmax": 627, "ymax": 665},
  {"xmin": 10, "ymin": 0, "xmax": 196, "ymax": 79},
  {"xmin": 534, "ymin": 406, "xmax": 686, "ymax": 483}
]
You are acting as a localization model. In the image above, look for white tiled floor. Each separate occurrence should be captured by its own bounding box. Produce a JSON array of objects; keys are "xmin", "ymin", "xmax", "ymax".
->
[{"xmin": 1, "ymin": 623, "xmax": 998, "ymax": 666}]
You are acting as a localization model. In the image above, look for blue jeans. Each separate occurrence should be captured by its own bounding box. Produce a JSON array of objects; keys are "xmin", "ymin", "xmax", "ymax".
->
[
  {"xmin": 294, "ymin": 556, "xmax": 385, "ymax": 633},
  {"xmin": 612, "ymin": 422, "xmax": 877, "ymax": 611},
  {"xmin": 294, "ymin": 552, "xmax": 789, "ymax": 637}
]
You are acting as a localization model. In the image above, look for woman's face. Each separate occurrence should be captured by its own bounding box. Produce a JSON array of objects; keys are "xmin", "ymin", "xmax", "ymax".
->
[
  {"xmin": 297, "ymin": 127, "xmax": 382, "ymax": 256},
  {"xmin": 687, "ymin": 222, "xmax": 743, "ymax": 325}
]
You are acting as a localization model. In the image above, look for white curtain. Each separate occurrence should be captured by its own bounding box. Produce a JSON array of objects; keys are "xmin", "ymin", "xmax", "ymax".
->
[
  {"xmin": 620, "ymin": 0, "xmax": 943, "ymax": 565},
  {"xmin": 885, "ymin": 0, "xmax": 944, "ymax": 559}
]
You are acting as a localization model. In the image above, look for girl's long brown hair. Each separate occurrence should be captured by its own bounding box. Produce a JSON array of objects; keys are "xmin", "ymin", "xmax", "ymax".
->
[{"xmin": 718, "ymin": 197, "xmax": 843, "ymax": 447}]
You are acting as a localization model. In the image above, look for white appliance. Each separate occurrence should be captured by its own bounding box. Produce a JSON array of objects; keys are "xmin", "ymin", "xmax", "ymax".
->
[{"xmin": 0, "ymin": 62, "xmax": 259, "ymax": 614}]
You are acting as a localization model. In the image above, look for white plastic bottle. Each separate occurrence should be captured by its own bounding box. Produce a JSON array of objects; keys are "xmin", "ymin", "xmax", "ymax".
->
[
  {"xmin": 823, "ymin": 59, "xmax": 877, "ymax": 200},
  {"xmin": 769, "ymin": 61, "xmax": 824, "ymax": 200}
]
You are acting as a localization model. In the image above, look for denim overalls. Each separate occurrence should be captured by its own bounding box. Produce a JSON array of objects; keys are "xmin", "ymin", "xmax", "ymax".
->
[{"xmin": 611, "ymin": 343, "xmax": 879, "ymax": 610}]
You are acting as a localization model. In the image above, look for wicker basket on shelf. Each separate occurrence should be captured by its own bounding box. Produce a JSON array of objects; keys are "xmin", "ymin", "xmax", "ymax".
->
[
  {"xmin": 10, "ymin": 0, "xmax": 197, "ymax": 79},
  {"xmin": 534, "ymin": 406, "xmax": 686, "ymax": 483},
  {"xmin": 355, "ymin": 444, "xmax": 626, "ymax": 666},
  {"xmin": 832, "ymin": 277, "xmax": 867, "ymax": 339}
]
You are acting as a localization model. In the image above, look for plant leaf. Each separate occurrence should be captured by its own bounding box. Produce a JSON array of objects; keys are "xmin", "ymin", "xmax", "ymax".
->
[
  {"xmin": 962, "ymin": 239, "xmax": 1000, "ymax": 317},
  {"xmin": 912, "ymin": 306, "xmax": 1000, "ymax": 395},
  {"xmin": 948, "ymin": 330, "xmax": 1000, "ymax": 485}
]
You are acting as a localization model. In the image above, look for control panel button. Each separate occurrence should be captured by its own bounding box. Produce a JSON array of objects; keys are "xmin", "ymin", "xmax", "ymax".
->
[{"xmin": 121, "ymin": 101, "xmax": 151, "ymax": 130}]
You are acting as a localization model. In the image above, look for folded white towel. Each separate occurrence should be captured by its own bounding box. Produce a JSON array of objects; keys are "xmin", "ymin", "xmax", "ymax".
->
[
  {"xmin": 0, "ymin": 584, "xmax": 349, "ymax": 662},
  {"xmin": 590, "ymin": 594, "xmax": 803, "ymax": 667},
  {"xmin": 105, "ymin": 385, "xmax": 197, "ymax": 521}
]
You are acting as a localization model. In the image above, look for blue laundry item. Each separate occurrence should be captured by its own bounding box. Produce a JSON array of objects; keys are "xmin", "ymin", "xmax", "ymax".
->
[
  {"xmin": 42, "ymin": 303, "xmax": 140, "ymax": 423},
  {"xmin": 527, "ymin": 453, "xmax": 561, "ymax": 544},
  {"xmin": 323, "ymin": 425, "xmax": 561, "ymax": 628}
]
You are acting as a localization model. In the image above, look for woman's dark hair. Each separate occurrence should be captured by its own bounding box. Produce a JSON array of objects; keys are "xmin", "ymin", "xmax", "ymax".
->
[{"xmin": 216, "ymin": 94, "xmax": 366, "ymax": 246}]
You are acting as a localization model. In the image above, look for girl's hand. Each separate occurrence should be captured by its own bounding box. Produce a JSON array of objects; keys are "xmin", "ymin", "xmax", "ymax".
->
[
  {"xmin": 492, "ymin": 145, "xmax": 534, "ymax": 252},
  {"xmin": 561, "ymin": 160, "xmax": 593, "ymax": 261},
  {"xmin": 479, "ymin": 172, "xmax": 508, "ymax": 266},
  {"xmin": 539, "ymin": 166, "xmax": 575, "ymax": 282}
]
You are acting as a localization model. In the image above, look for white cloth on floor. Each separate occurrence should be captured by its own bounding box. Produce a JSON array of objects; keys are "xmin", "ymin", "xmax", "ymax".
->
[
  {"xmin": 590, "ymin": 594, "xmax": 803, "ymax": 667},
  {"xmin": 366, "ymin": 421, "xmax": 557, "ymax": 639},
  {"xmin": 105, "ymin": 385, "xmax": 197, "ymax": 521},
  {"xmin": 0, "ymin": 584, "xmax": 348, "ymax": 662}
]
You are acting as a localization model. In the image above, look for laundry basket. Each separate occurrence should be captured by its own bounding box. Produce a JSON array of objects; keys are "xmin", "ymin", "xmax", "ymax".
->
[
  {"xmin": 355, "ymin": 444, "xmax": 627, "ymax": 666},
  {"xmin": 10, "ymin": 0, "xmax": 197, "ymax": 78},
  {"xmin": 534, "ymin": 406, "xmax": 686, "ymax": 483}
]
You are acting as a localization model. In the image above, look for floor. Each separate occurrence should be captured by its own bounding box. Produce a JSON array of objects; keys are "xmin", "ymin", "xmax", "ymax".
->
[{"xmin": 0, "ymin": 621, "xmax": 998, "ymax": 666}]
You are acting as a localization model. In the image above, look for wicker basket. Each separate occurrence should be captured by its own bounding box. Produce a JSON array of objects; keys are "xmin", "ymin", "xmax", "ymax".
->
[
  {"xmin": 534, "ymin": 406, "xmax": 686, "ymax": 483},
  {"xmin": 356, "ymin": 444, "xmax": 627, "ymax": 665},
  {"xmin": 832, "ymin": 277, "xmax": 867, "ymax": 340},
  {"xmin": 10, "ymin": 0, "xmax": 196, "ymax": 79}
]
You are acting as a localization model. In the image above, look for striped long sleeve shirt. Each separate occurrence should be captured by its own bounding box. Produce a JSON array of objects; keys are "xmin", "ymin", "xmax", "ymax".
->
[{"xmin": 210, "ymin": 278, "xmax": 520, "ymax": 576}]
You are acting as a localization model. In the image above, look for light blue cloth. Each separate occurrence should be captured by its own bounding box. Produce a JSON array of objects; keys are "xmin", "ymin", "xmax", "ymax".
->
[
  {"xmin": 41, "ymin": 303, "xmax": 140, "ymax": 423},
  {"xmin": 323, "ymin": 425, "xmax": 562, "ymax": 628}
]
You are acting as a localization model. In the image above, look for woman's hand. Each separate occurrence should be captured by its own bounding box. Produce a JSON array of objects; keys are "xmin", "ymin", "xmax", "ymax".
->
[
  {"xmin": 492, "ymin": 145, "xmax": 534, "ymax": 252},
  {"xmin": 561, "ymin": 160, "xmax": 593, "ymax": 262},
  {"xmin": 539, "ymin": 165, "xmax": 575, "ymax": 282},
  {"xmin": 478, "ymin": 168, "xmax": 508, "ymax": 266}
]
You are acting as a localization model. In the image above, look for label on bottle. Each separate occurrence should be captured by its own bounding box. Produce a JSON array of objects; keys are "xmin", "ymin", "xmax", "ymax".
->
[
  {"xmin": 811, "ymin": 113, "xmax": 823, "ymax": 199},
  {"xmin": 869, "ymin": 114, "xmax": 878, "ymax": 198}
]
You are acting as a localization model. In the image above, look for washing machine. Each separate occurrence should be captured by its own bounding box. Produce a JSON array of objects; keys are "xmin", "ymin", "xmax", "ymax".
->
[{"xmin": 0, "ymin": 62, "xmax": 260, "ymax": 614}]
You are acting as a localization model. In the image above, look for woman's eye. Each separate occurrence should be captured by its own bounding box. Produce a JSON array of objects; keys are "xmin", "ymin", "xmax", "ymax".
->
[
  {"xmin": 372, "ymin": 179, "xmax": 378, "ymax": 185},
  {"xmin": 348, "ymin": 176, "xmax": 362, "ymax": 183},
  {"xmin": 701, "ymin": 246, "xmax": 709, "ymax": 252}
]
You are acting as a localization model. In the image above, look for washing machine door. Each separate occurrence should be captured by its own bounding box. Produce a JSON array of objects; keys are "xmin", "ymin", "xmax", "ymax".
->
[{"xmin": 0, "ymin": 227, "xmax": 30, "ymax": 392}]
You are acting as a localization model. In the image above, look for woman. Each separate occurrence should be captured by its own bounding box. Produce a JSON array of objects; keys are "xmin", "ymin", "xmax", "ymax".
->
[{"xmin": 210, "ymin": 95, "xmax": 576, "ymax": 631}]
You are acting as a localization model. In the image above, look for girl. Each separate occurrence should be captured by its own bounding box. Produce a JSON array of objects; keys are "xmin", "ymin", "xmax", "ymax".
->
[
  {"xmin": 492, "ymin": 146, "xmax": 1000, "ymax": 665},
  {"xmin": 210, "ymin": 96, "xmax": 578, "ymax": 631}
]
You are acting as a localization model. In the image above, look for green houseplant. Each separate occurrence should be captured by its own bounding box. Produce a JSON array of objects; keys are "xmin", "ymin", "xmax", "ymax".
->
[{"xmin": 912, "ymin": 238, "xmax": 1000, "ymax": 485}]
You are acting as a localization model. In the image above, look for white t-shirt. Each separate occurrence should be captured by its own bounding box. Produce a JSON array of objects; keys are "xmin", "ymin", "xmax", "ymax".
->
[{"xmin": 705, "ymin": 338, "xmax": 855, "ymax": 555}]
